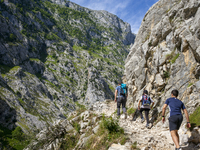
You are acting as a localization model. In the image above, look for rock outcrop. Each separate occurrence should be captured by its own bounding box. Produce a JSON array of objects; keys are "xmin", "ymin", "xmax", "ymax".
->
[{"xmin": 125, "ymin": 0, "xmax": 200, "ymax": 125}]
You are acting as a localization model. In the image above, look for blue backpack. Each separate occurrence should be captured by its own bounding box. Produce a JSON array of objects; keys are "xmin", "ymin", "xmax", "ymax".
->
[
  {"xmin": 119, "ymin": 83, "xmax": 127, "ymax": 96},
  {"xmin": 142, "ymin": 95, "xmax": 151, "ymax": 106}
]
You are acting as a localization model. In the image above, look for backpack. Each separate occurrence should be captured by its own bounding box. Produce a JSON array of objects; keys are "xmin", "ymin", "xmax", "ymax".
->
[
  {"xmin": 142, "ymin": 95, "xmax": 151, "ymax": 106},
  {"xmin": 119, "ymin": 83, "xmax": 126, "ymax": 96}
]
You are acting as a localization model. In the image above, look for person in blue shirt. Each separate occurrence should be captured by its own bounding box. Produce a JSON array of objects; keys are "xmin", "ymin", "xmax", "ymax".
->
[
  {"xmin": 114, "ymin": 80, "xmax": 128, "ymax": 117},
  {"xmin": 162, "ymin": 89, "xmax": 191, "ymax": 150}
]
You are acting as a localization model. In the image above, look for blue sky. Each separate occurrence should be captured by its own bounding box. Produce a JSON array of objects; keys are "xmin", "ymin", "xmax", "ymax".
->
[{"xmin": 69, "ymin": 0, "xmax": 159, "ymax": 34}]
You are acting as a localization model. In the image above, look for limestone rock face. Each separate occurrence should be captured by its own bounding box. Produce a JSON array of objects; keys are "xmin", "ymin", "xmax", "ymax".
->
[
  {"xmin": 125, "ymin": 0, "xmax": 200, "ymax": 148},
  {"xmin": 125, "ymin": 0, "xmax": 200, "ymax": 118}
]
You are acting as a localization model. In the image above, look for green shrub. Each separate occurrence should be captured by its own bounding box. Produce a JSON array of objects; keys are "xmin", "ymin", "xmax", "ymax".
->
[
  {"xmin": 60, "ymin": 133, "xmax": 79, "ymax": 149},
  {"xmin": 127, "ymin": 107, "xmax": 136, "ymax": 115},
  {"xmin": 163, "ymin": 71, "xmax": 170, "ymax": 79},
  {"xmin": 0, "ymin": 126, "xmax": 31, "ymax": 150},
  {"xmin": 72, "ymin": 122, "xmax": 81, "ymax": 133},
  {"xmin": 131, "ymin": 141, "xmax": 140, "ymax": 150},
  {"xmin": 84, "ymin": 115, "xmax": 127, "ymax": 149},
  {"xmin": 101, "ymin": 115, "xmax": 123, "ymax": 134},
  {"xmin": 189, "ymin": 106, "xmax": 200, "ymax": 130},
  {"xmin": 52, "ymin": 53, "xmax": 58, "ymax": 59}
]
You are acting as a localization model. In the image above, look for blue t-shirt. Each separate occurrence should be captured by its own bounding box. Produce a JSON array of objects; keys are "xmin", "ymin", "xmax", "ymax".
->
[
  {"xmin": 116, "ymin": 86, "xmax": 126, "ymax": 97},
  {"xmin": 165, "ymin": 97, "xmax": 186, "ymax": 117},
  {"xmin": 116, "ymin": 86, "xmax": 121, "ymax": 96}
]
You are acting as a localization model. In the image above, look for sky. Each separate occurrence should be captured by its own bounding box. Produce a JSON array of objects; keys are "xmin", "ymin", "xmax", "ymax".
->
[{"xmin": 69, "ymin": 0, "xmax": 159, "ymax": 34}]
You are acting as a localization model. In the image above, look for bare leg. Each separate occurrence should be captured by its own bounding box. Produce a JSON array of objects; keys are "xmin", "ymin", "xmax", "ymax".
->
[{"xmin": 170, "ymin": 130, "xmax": 180, "ymax": 148}]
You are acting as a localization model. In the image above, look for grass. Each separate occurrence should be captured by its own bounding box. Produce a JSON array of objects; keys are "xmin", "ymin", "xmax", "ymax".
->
[
  {"xmin": 108, "ymin": 83, "xmax": 115, "ymax": 92},
  {"xmin": 131, "ymin": 141, "xmax": 140, "ymax": 150},
  {"xmin": 165, "ymin": 51, "xmax": 179, "ymax": 64},
  {"xmin": 171, "ymin": 53, "xmax": 180, "ymax": 64},
  {"xmin": 72, "ymin": 122, "xmax": 81, "ymax": 133},
  {"xmin": 59, "ymin": 132, "xmax": 80, "ymax": 150},
  {"xmin": 75, "ymin": 101, "xmax": 87, "ymax": 115},
  {"xmin": 189, "ymin": 106, "xmax": 200, "ymax": 130},
  {"xmin": 127, "ymin": 107, "xmax": 136, "ymax": 115},
  {"xmin": 188, "ymin": 83, "xmax": 193, "ymax": 87}
]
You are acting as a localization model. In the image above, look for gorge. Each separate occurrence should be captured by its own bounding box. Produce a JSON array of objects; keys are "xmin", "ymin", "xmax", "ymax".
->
[{"xmin": 0, "ymin": 0, "xmax": 200, "ymax": 149}]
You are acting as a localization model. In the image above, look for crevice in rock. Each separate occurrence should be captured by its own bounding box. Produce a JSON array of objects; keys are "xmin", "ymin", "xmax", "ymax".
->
[{"xmin": 184, "ymin": 5, "xmax": 199, "ymax": 20}]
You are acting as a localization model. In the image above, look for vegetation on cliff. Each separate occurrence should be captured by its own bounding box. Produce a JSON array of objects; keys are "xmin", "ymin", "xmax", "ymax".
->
[{"xmin": 0, "ymin": 0, "xmax": 134, "ymax": 137}]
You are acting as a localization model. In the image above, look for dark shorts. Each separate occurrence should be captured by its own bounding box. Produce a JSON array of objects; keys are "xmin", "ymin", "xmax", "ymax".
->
[
  {"xmin": 117, "ymin": 96, "xmax": 126, "ymax": 108},
  {"xmin": 168, "ymin": 114, "xmax": 183, "ymax": 131}
]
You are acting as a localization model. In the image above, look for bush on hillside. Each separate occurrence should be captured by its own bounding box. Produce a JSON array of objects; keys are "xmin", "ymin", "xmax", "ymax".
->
[{"xmin": 84, "ymin": 115, "xmax": 127, "ymax": 150}]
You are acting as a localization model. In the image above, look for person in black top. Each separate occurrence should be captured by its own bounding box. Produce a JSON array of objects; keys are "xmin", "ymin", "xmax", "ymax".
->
[{"xmin": 162, "ymin": 90, "xmax": 191, "ymax": 150}]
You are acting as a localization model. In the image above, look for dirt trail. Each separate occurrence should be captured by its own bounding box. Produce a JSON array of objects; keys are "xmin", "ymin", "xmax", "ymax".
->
[{"xmin": 93, "ymin": 100, "xmax": 199, "ymax": 150}]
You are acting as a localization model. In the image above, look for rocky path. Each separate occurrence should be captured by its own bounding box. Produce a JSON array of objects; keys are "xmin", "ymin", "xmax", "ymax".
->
[{"xmin": 93, "ymin": 100, "xmax": 200, "ymax": 150}]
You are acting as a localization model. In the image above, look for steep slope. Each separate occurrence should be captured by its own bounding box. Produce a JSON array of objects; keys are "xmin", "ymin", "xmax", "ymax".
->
[
  {"xmin": 125, "ymin": 0, "xmax": 200, "ymax": 146},
  {"xmin": 0, "ymin": 0, "xmax": 135, "ymax": 133}
]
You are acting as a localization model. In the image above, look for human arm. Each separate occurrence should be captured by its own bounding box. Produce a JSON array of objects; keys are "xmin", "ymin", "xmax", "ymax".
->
[
  {"xmin": 114, "ymin": 90, "xmax": 118, "ymax": 102},
  {"xmin": 162, "ymin": 104, "xmax": 168, "ymax": 123},
  {"xmin": 138, "ymin": 100, "xmax": 141, "ymax": 110},
  {"xmin": 126, "ymin": 87, "xmax": 128, "ymax": 98},
  {"xmin": 183, "ymin": 109, "xmax": 191, "ymax": 128},
  {"xmin": 150, "ymin": 97, "xmax": 154, "ymax": 109},
  {"xmin": 151, "ymin": 102, "xmax": 154, "ymax": 109}
]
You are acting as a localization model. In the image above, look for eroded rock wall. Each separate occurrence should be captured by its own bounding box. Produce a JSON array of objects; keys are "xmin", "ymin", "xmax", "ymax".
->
[{"xmin": 125, "ymin": 0, "xmax": 200, "ymax": 117}]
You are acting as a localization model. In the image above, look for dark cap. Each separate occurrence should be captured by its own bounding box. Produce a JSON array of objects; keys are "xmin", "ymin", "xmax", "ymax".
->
[
  {"xmin": 143, "ymin": 90, "xmax": 148, "ymax": 95},
  {"xmin": 118, "ymin": 80, "xmax": 122, "ymax": 84}
]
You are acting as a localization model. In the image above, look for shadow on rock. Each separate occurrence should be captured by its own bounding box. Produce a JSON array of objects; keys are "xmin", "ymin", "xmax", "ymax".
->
[{"xmin": 0, "ymin": 98, "xmax": 17, "ymax": 130}]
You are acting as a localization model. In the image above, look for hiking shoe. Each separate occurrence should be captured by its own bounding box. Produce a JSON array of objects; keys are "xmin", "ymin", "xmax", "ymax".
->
[
  {"xmin": 124, "ymin": 112, "xmax": 127, "ymax": 119},
  {"xmin": 146, "ymin": 124, "xmax": 150, "ymax": 128},
  {"xmin": 141, "ymin": 118, "xmax": 145, "ymax": 123},
  {"xmin": 175, "ymin": 148, "xmax": 182, "ymax": 150}
]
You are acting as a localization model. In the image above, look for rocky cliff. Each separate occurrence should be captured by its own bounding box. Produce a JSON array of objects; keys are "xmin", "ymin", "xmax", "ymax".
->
[
  {"xmin": 125, "ymin": 0, "xmax": 200, "ymax": 147},
  {"xmin": 125, "ymin": 0, "xmax": 200, "ymax": 115},
  {"xmin": 0, "ymin": 0, "xmax": 135, "ymax": 134}
]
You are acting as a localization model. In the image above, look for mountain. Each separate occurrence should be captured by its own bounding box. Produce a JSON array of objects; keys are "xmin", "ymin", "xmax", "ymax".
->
[
  {"xmin": 125, "ymin": 0, "xmax": 200, "ymax": 144},
  {"xmin": 0, "ymin": 0, "xmax": 135, "ymax": 135},
  {"xmin": 125, "ymin": 0, "xmax": 200, "ymax": 111},
  {"xmin": 23, "ymin": 0, "xmax": 200, "ymax": 149},
  {"xmin": 1, "ymin": 0, "xmax": 200, "ymax": 149}
]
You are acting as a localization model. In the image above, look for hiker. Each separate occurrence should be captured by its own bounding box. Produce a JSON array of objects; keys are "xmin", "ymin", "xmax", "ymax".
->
[
  {"xmin": 114, "ymin": 80, "xmax": 128, "ymax": 117},
  {"xmin": 162, "ymin": 89, "xmax": 191, "ymax": 150},
  {"xmin": 138, "ymin": 90, "xmax": 154, "ymax": 128}
]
